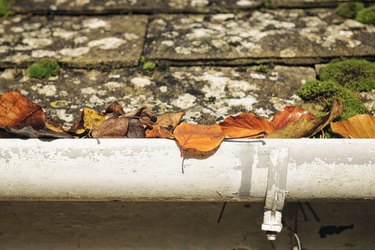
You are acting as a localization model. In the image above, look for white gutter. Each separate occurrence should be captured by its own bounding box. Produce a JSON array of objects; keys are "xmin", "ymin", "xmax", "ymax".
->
[{"xmin": 0, "ymin": 138, "xmax": 374, "ymax": 202}]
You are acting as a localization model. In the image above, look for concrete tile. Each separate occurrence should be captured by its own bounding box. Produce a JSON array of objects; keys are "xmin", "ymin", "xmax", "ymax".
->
[
  {"xmin": 0, "ymin": 66, "xmax": 315, "ymax": 125},
  {"xmin": 0, "ymin": 15, "xmax": 148, "ymax": 67},
  {"xmin": 144, "ymin": 10, "xmax": 375, "ymax": 64},
  {"xmin": 269, "ymin": 0, "xmax": 374, "ymax": 8},
  {"xmin": 9, "ymin": 0, "xmax": 262, "ymax": 14}
]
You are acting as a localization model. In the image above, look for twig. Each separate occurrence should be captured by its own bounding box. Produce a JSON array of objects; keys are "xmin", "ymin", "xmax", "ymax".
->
[{"xmin": 217, "ymin": 202, "xmax": 227, "ymax": 223}]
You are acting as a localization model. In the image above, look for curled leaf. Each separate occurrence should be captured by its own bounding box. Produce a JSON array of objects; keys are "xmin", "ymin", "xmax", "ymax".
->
[
  {"xmin": 146, "ymin": 112, "xmax": 184, "ymax": 138},
  {"xmin": 0, "ymin": 91, "xmax": 45, "ymax": 130},
  {"xmin": 219, "ymin": 113, "xmax": 273, "ymax": 138},
  {"xmin": 271, "ymin": 106, "xmax": 316, "ymax": 130},
  {"xmin": 267, "ymin": 100, "xmax": 343, "ymax": 138},
  {"xmin": 331, "ymin": 114, "xmax": 375, "ymax": 138},
  {"xmin": 173, "ymin": 122, "xmax": 224, "ymax": 154},
  {"xmin": 91, "ymin": 116, "xmax": 129, "ymax": 138},
  {"xmin": 105, "ymin": 101, "xmax": 125, "ymax": 116}
]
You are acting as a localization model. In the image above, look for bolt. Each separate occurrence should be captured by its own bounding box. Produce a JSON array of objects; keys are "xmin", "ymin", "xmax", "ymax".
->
[{"xmin": 266, "ymin": 231, "xmax": 277, "ymax": 241}]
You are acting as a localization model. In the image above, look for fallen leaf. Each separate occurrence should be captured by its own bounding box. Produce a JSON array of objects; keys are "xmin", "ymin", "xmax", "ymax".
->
[
  {"xmin": 124, "ymin": 107, "xmax": 156, "ymax": 127},
  {"xmin": 173, "ymin": 122, "xmax": 224, "ymax": 153},
  {"xmin": 331, "ymin": 114, "xmax": 375, "ymax": 138},
  {"xmin": 91, "ymin": 116, "xmax": 129, "ymax": 138},
  {"xmin": 69, "ymin": 107, "xmax": 106, "ymax": 135},
  {"xmin": 146, "ymin": 112, "xmax": 184, "ymax": 138},
  {"xmin": 0, "ymin": 91, "xmax": 45, "ymax": 129},
  {"xmin": 271, "ymin": 106, "xmax": 316, "ymax": 130},
  {"xmin": 4, "ymin": 126, "xmax": 71, "ymax": 138},
  {"xmin": 127, "ymin": 119, "xmax": 146, "ymax": 138},
  {"xmin": 105, "ymin": 101, "xmax": 125, "ymax": 116},
  {"xmin": 219, "ymin": 113, "xmax": 273, "ymax": 138},
  {"xmin": 157, "ymin": 112, "xmax": 185, "ymax": 129},
  {"xmin": 267, "ymin": 100, "xmax": 343, "ymax": 138}
]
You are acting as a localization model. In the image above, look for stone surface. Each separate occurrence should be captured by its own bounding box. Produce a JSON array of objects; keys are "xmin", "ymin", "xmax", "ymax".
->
[
  {"xmin": 0, "ymin": 66, "xmax": 315, "ymax": 125},
  {"xmin": 269, "ymin": 0, "xmax": 375, "ymax": 8},
  {"xmin": 9, "ymin": 0, "xmax": 262, "ymax": 14},
  {"xmin": 145, "ymin": 10, "xmax": 375, "ymax": 64},
  {"xmin": 0, "ymin": 15, "xmax": 148, "ymax": 67}
]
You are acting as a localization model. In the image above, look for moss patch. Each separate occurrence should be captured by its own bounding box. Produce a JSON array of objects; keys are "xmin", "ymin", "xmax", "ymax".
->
[
  {"xmin": 27, "ymin": 59, "xmax": 60, "ymax": 79},
  {"xmin": 319, "ymin": 59, "xmax": 375, "ymax": 92},
  {"xmin": 356, "ymin": 5, "xmax": 375, "ymax": 24},
  {"xmin": 140, "ymin": 56, "xmax": 156, "ymax": 71},
  {"xmin": 298, "ymin": 80, "xmax": 366, "ymax": 120},
  {"xmin": 336, "ymin": 2, "xmax": 364, "ymax": 19},
  {"xmin": 0, "ymin": 0, "xmax": 12, "ymax": 17}
]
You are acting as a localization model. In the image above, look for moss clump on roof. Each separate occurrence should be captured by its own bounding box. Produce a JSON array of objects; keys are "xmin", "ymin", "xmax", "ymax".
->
[
  {"xmin": 0, "ymin": 0, "xmax": 12, "ymax": 17},
  {"xmin": 27, "ymin": 59, "xmax": 60, "ymax": 79},
  {"xmin": 356, "ymin": 5, "xmax": 375, "ymax": 24},
  {"xmin": 319, "ymin": 59, "xmax": 375, "ymax": 92},
  {"xmin": 336, "ymin": 2, "xmax": 364, "ymax": 19},
  {"xmin": 297, "ymin": 80, "xmax": 366, "ymax": 120},
  {"xmin": 140, "ymin": 56, "xmax": 156, "ymax": 71}
]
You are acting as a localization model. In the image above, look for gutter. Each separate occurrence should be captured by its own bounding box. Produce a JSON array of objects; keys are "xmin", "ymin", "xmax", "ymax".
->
[{"xmin": 0, "ymin": 138, "xmax": 374, "ymax": 239}]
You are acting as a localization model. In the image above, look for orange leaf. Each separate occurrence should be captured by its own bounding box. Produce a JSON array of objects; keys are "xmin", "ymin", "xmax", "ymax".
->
[
  {"xmin": 331, "ymin": 114, "xmax": 375, "ymax": 138},
  {"xmin": 173, "ymin": 122, "xmax": 224, "ymax": 153},
  {"xmin": 267, "ymin": 100, "xmax": 343, "ymax": 138},
  {"xmin": 219, "ymin": 113, "xmax": 273, "ymax": 138},
  {"xmin": 0, "ymin": 91, "xmax": 45, "ymax": 129},
  {"xmin": 271, "ymin": 106, "xmax": 316, "ymax": 130},
  {"xmin": 146, "ymin": 112, "xmax": 184, "ymax": 138}
]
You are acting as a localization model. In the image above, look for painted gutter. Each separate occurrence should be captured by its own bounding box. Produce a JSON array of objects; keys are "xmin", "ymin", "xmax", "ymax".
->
[{"xmin": 0, "ymin": 139, "xmax": 374, "ymax": 201}]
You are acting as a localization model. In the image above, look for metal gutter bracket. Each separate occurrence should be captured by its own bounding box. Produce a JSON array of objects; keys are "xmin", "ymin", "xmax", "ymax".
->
[{"xmin": 261, "ymin": 148, "xmax": 288, "ymax": 241}]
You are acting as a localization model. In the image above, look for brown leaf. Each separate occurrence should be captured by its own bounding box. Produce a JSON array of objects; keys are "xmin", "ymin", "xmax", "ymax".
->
[
  {"xmin": 219, "ymin": 113, "xmax": 273, "ymax": 138},
  {"xmin": 105, "ymin": 101, "xmax": 125, "ymax": 116},
  {"xmin": 267, "ymin": 100, "xmax": 343, "ymax": 138},
  {"xmin": 173, "ymin": 122, "xmax": 224, "ymax": 153},
  {"xmin": 146, "ymin": 112, "xmax": 184, "ymax": 138},
  {"xmin": 271, "ymin": 106, "xmax": 316, "ymax": 130},
  {"xmin": 0, "ymin": 91, "xmax": 45, "ymax": 129},
  {"xmin": 4, "ymin": 126, "xmax": 71, "ymax": 138},
  {"xmin": 127, "ymin": 119, "xmax": 145, "ymax": 138},
  {"xmin": 91, "ymin": 116, "xmax": 129, "ymax": 138},
  {"xmin": 123, "ymin": 107, "xmax": 156, "ymax": 127},
  {"xmin": 331, "ymin": 114, "xmax": 375, "ymax": 138}
]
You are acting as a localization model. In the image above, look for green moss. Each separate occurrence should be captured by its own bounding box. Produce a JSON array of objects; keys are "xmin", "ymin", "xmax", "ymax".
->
[
  {"xmin": 263, "ymin": 0, "xmax": 271, "ymax": 8},
  {"xmin": 255, "ymin": 65, "xmax": 269, "ymax": 73},
  {"xmin": 319, "ymin": 59, "xmax": 375, "ymax": 92},
  {"xmin": 297, "ymin": 80, "xmax": 366, "ymax": 120},
  {"xmin": 140, "ymin": 56, "xmax": 156, "ymax": 71},
  {"xmin": 336, "ymin": 2, "xmax": 364, "ymax": 19},
  {"xmin": 27, "ymin": 59, "xmax": 60, "ymax": 79},
  {"xmin": 0, "ymin": 0, "xmax": 12, "ymax": 17},
  {"xmin": 356, "ymin": 5, "xmax": 375, "ymax": 24}
]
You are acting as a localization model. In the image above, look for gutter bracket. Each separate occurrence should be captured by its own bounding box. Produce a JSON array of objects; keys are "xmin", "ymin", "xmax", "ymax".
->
[{"xmin": 261, "ymin": 147, "xmax": 288, "ymax": 241}]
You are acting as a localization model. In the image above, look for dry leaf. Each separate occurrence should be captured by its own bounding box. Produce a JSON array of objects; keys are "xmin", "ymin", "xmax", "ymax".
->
[
  {"xmin": 91, "ymin": 116, "xmax": 129, "ymax": 138},
  {"xmin": 105, "ymin": 101, "xmax": 125, "ymax": 116},
  {"xmin": 219, "ymin": 113, "xmax": 273, "ymax": 138},
  {"xmin": 267, "ymin": 100, "xmax": 343, "ymax": 138},
  {"xmin": 69, "ymin": 107, "xmax": 106, "ymax": 135},
  {"xmin": 173, "ymin": 122, "xmax": 224, "ymax": 153},
  {"xmin": 127, "ymin": 119, "xmax": 146, "ymax": 138},
  {"xmin": 271, "ymin": 106, "xmax": 316, "ymax": 130},
  {"xmin": 4, "ymin": 126, "xmax": 71, "ymax": 138},
  {"xmin": 0, "ymin": 91, "xmax": 45, "ymax": 129},
  {"xmin": 146, "ymin": 112, "xmax": 184, "ymax": 138},
  {"xmin": 331, "ymin": 114, "xmax": 375, "ymax": 138},
  {"xmin": 124, "ymin": 107, "xmax": 156, "ymax": 127}
]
